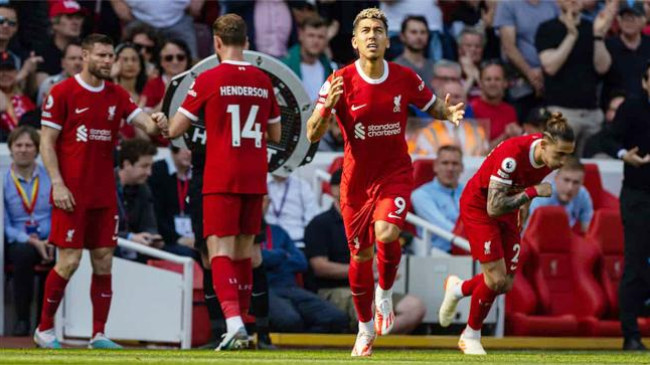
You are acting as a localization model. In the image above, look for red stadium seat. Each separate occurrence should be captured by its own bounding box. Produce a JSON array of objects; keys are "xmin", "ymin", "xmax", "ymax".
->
[
  {"xmin": 321, "ymin": 156, "xmax": 344, "ymax": 195},
  {"xmin": 412, "ymin": 158, "xmax": 435, "ymax": 189},
  {"xmin": 450, "ymin": 220, "xmax": 470, "ymax": 256},
  {"xmin": 582, "ymin": 164, "xmax": 619, "ymax": 211}
]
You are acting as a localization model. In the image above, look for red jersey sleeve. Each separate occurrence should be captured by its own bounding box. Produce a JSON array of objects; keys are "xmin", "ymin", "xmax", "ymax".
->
[
  {"xmin": 487, "ymin": 143, "xmax": 518, "ymax": 186},
  {"xmin": 316, "ymin": 73, "xmax": 341, "ymax": 113},
  {"xmin": 40, "ymin": 83, "xmax": 66, "ymax": 131},
  {"xmin": 405, "ymin": 67, "xmax": 436, "ymax": 112},
  {"xmin": 267, "ymin": 78, "xmax": 281, "ymax": 124},
  {"xmin": 119, "ymin": 87, "xmax": 142, "ymax": 125},
  {"xmin": 178, "ymin": 74, "xmax": 208, "ymax": 122}
]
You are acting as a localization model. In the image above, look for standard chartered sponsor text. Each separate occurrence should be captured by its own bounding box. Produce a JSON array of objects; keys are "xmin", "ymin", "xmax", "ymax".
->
[
  {"xmin": 367, "ymin": 122, "xmax": 401, "ymax": 137},
  {"xmin": 89, "ymin": 129, "xmax": 112, "ymax": 141},
  {"xmin": 220, "ymin": 86, "xmax": 269, "ymax": 98}
]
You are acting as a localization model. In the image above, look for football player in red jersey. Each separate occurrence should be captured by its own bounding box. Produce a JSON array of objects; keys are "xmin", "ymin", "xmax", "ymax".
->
[
  {"xmin": 306, "ymin": 8, "xmax": 464, "ymax": 357},
  {"xmin": 168, "ymin": 14, "xmax": 281, "ymax": 351},
  {"xmin": 438, "ymin": 113, "xmax": 576, "ymax": 355},
  {"xmin": 34, "ymin": 34, "xmax": 167, "ymax": 349}
]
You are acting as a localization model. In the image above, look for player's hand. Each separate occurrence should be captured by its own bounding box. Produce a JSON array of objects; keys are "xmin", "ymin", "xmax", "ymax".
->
[
  {"xmin": 130, "ymin": 232, "xmax": 154, "ymax": 246},
  {"xmin": 177, "ymin": 236, "xmax": 195, "ymax": 247},
  {"xmin": 29, "ymin": 237, "xmax": 54, "ymax": 262},
  {"xmin": 52, "ymin": 182, "xmax": 76, "ymax": 212},
  {"xmin": 622, "ymin": 146, "xmax": 650, "ymax": 167},
  {"xmin": 534, "ymin": 182, "xmax": 553, "ymax": 198},
  {"xmin": 324, "ymin": 73, "xmax": 343, "ymax": 110},
  {"xmin": 151, "ymin": 112, "xmax": 169, "ymax": 136},
  {"xmin": 21, "ymin": 51, "xmax": 43, "ymax": 75},
  {"xmin": 443, "ymin": 94, "xmax": 465, "ymax": 126}
]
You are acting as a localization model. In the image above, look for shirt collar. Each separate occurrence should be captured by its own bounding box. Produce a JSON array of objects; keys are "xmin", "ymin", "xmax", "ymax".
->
[
  {"xmin": 432, "ymin": 178, "xmax": 459, "ymax": 194},
  {"xmin": 165, "ymin": 157, "xmax": 192, "ymax": 180},
  {"xmin": 529, "ymin": 138, "xmax": 545, "ymax": 169}
]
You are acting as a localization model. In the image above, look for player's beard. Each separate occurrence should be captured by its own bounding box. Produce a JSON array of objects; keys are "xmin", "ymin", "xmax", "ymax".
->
[{"xmin": 88, "ymin": 62, "xmax": 112, "ymax": 81}]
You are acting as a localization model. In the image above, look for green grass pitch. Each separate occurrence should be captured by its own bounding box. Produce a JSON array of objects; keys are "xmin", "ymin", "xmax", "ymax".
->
[{"xmin": 1, "ymin": 349, "xmax": 648, "ymax": 364}]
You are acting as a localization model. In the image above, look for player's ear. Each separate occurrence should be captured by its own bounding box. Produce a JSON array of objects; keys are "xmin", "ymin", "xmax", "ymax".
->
[
  {"xmin": 244, "ymin": 37, "xmax": 250, "ymax": 51},
  {"xmin": 213, "ymin": 36, "xmax": 220, "ymax": 53},
  {"xmin": 351, "ymin": 36, "xmax": 358, "ymax": 51}
]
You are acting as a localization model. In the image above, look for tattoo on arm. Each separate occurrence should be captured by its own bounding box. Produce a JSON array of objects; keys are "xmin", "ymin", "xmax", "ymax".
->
[
  {"xmin": 487, "ymin": 180, "xmax": 531, "ymax": 217},
  {"xmin": 306, "ymin": 113, "xmax": 332, "ymax": 142},
  {"xmin": 430, "ymin": 96, "xmax": 448, "ymax": 120}
]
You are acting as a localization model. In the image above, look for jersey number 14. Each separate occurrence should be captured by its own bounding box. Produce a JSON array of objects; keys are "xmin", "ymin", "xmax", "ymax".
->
[{"xmin": 227, "ymin": 104, "xmax": 262, "ymax": 148}]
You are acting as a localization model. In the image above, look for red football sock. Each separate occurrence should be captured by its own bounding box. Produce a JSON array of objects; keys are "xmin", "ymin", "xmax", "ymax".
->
[
  {"xmin": 467, "ymin": 280, "xmax": 498, "ymax": 330},
  {"xmin": 39, "ymin": 269, "xmax": 69, "ymax": 331},
  {"xmin": 233, "ymin": 258, "xmax": 252, "ymax": 316},
  {"xmin": 461, "ymin": 273, "xmax": 484, "ymax": 297},
  {"xmin": 90, "ymin": 274, "xmax": 112, "ymax": 336},
  {"xmin": 349, "ymin": 258, "xmax": 374, "ymax": 323},
  {"xmin": 211, "ymin": 256, "xmax": 240, "ymax": 319},
  {"xmin": 376, "ymin": 240, "xmax": 401, "ymax": 291}
]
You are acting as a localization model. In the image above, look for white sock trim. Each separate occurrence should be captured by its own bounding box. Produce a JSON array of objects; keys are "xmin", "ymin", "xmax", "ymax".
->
[
  {"xmin": 464, "ymin": 325, "xmax": 481, "ymax": 339},
  {"xmin": 376, "ymin": 286, "xmax": 392, "ymax": 301},
  {"xmin": 452, "ymin": 282, "xmax": 464, "ymax": 299},
  {"xmin": 359, "ymin": 319, "xmax": 375, "ymax": 334},
  {"xmin": 225, "ymin": 316, "xmax": 245, "ymax": 334}
]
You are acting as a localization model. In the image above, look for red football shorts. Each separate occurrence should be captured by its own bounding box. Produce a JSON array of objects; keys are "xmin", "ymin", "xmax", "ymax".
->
[
  {"xmin": 49, "ymin": 205, "xmax": 119, "ymax": 249},
  {"xmin": 460, "ymin": 202, "xmax": 522, "ymax": 274},
  {"xmin": 203, "ymin": 193, "xmax": 263, "ymax": 238},
  {"xmin": 341, "ymin": 185, "xmax": 411, "ymax": 256}
]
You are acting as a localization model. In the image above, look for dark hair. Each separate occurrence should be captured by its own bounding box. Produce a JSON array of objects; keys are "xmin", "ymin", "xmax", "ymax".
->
[
  {"xmin": 63, "ymin": 39, "xmax": 82, "ymax": 57},
  {"xmin": 0, "ymin": 4, "xmax": 17, "ymax": 14},
  {"xmin": 156, "ymin": 38, "xmax": 191, "ymax": 74},
  {"xmin": 401, "ymin": 15, "xmax": 428, "ymax": 34},
  {"xmin": 479, "ymin": 59, "xmax": 505, "ymax": 78},
  {"xmin": 213, "ymin": 13, "xmax": 247, "ymax": 46},
  {"xmin": 300, "ymin": 14, "xmax": 327, "ymax": 30},
  {"xmin": 119, "ymin": 138, "xmax": 156, "ymax": 168},
  {"xmin": 115, "ymin": 43, "xmax": 147, "ymax": 94},
  {"xmin": 644, "ymin": 59, "xmax": 650, "ymax": 81},
  {"xmin": 543, "ymin": 112, "xmax": 575, "ymax": 143},
  {"xmin": 525, "ymin": 107, "xmax": 551, "ymax": 127},
  {"xmin": 437, "ymin": 144, "xmax": 463, "ymax": 158},
  {"xmin": 82, "ymin": 33, "xmax": 114, "ymax": 51},
  {"xmin": 8, "ymin": 125, "xmax": 39, "ymax": 154},
  {"xmin": 123, "ymin": 23, "xmax": 160, "ymax": 48},
  {"xmin": 330, "ymin": 168, "xmax": 342, "ymax": 186},
  {"xmin": 559, "ymin": 156, "xmax": 584, "ymax": 173}
]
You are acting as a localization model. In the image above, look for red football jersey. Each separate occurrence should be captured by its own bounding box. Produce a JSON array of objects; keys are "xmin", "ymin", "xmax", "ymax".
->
[
  {"xmin": 178, "ymin": 60, "xmax": 281, "ymax": 194},
  {"xmin": 462, "ymin": 134, "xmax": 552, "ymax": 212},
  {"xmin": 41, "ymin": 74, "xmax": 141, "ymax": 208},
  {"xmin": 317, "ymin": 60, "xmax": 435, "ymax": 203}
]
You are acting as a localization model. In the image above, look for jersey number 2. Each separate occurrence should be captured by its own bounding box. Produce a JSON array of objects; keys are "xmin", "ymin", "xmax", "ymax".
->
[{"xmin": 227, "ymin": 104, "xmax": 262, "ymax": 148}]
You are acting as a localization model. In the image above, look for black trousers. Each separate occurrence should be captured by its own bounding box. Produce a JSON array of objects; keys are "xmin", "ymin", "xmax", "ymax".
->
[
  {"xmin": 7, "ymin": 243, "xmax": 43, "ymax": 322},
  {"xmin": 619, "ymin": 187, "xmax": 650, "ymax": 340}
]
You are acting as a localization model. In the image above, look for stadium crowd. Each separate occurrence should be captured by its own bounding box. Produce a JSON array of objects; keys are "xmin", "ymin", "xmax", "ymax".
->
[{"xmin": 2, "ymin": 0, "xmax": 650, "ymax": 352}]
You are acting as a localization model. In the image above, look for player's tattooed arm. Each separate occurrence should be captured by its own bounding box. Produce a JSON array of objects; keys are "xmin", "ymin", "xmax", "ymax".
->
[
  {"xmin": 306, "ymin": 110, "xmax": 334, "ymax": 143},
  {"xmin": 307, "ymin": 74, "xmax": 343, "ymax": 142},
  {"xmin": 486, "ymin": 180, "xmax": 531, "ymax": 217},
  {"xmin": 429, "ymin": 93, "xmax": 465, "ymax": 126}
]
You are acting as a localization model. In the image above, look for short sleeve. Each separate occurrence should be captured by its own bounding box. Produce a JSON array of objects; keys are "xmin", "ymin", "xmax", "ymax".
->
[
  {"xmin": 267, "ymin": 78, "xmax": 281, "ymax": 124},
  {"xmin": 493, "ymin": 1, "xmax": 515, "ymax": 29},
  {"xmin": 40, "ymin": 83, "xmax": 66, "ymax": 131},
  {"xmin": 405, "ymin": 67, "xmax": 436, "ymax": 112},
  {"xmin": 535, "ymin": 20, "xmax": 560, "ymax": 53},
  {"xmin": 488, "ymin": 146, "xmax": 517, "ymax": 186},
  {"xmin": 119, "ymin": 87, "xmax": 142, "ymax": 125},
  {"xmin": 178, "ymin": 74, "xmax": 208, "ymax": 122}
]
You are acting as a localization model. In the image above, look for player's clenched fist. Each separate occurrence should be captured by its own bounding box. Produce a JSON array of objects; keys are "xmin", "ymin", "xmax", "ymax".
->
[
  {"xmin": 151, "ymin": 112, "xmax": 169, "ymax": 137},
  {"xmin": 52, "ymin": 182, "xmax": 76, "ymax": 212},
  {"xmin": 534, "ymin": 182, "xmax": 552, "ymax": 198},
  {"xmin": 443, "ymin": 93, "xmax": 465, "ymax": 126},
  {"xmin": 324, "ymin": 75, "xmax": 344, "ymax": 110}
]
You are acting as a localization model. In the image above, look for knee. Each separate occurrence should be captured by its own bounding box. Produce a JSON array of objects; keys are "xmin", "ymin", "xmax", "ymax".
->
[
  {"xmin": 351, "ymin": 246, "xmax": 374, "ymax": 263},
  {"xmin": 56, "ymin": 255, "xmax": 81, "ymax": 278},
  {"xmin": 375, "ymin": 222, "xmax": 400, "ymax": 243},
  {"xmin": 251, "ymin": 246, "xmax": 262, "ymax": 268},
  {"xmin": 485, "ymin": 273, "xmax": 508, "ymax": 293},
  {"xmin": 501, "ymin": 276, "xmax": 515, "ymax": 294}
]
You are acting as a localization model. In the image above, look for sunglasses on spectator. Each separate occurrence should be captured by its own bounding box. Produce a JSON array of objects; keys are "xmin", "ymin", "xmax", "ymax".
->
[
  {"xmin": 134, "ymin": 43, "xmax": 155, "ymax": 54},
  {"xmin": 162, "ymin": 54, "xmax": 187, "ymax": 62},
  {"xmin": 434, "ymin": 75, "xmax": 460, "ymax": 82},
  {"xmin": 0, "ymin": 16, "xmax": 17, "ymax": 27}
]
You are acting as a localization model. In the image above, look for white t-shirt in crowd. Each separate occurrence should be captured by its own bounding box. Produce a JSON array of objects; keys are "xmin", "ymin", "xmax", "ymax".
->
[
  {"xmin": 381, "ymin": 0, "xmax": 442, "ymax": 32},
  {"xmin": 125, "ymin": 0, "xmax": 190, "ymax": 28},
  {"xmin": 300, "ymin": 61, "xmax": 325, "ymax": 102}
]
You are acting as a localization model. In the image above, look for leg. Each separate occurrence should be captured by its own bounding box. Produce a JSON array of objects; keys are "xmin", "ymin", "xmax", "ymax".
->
[
  {"xmin": 207, "ymin": 234, "xmax": 242, "ymax": 332},
  {"xmin": 89, "ymin": 247, "xmax": 114, "ymax": 338},
  {"xmin": 349, "ymin": 245, "xmax": 375, "ymax": 327},
  {"xmin": 8, "ymin": 243, "xmax": 40, "ymax": 333},
  {"xmin": 392, "ymin": 294, "xmax": 426, "ymax": 334},
  {"xmin": 268, "ymin": 289, "xmax": 304, "ymax": 333},
  {"xmin": 233, "ymin": 234, "xmax": 254, "ymax": 317},
  {"xmin": 251, "ymin": 244, "xmax": 274, "ymax": 348},
  {"xmin": 374, "ymin": 220, "xmax": 402, "ymax": 292},
  {"xmin": 38, "ymin": 248, "xmax": 82, "ymax": 331},
  {"xmin": 286, "ymin": 287, "xmax": 349, "ymax": 333}
]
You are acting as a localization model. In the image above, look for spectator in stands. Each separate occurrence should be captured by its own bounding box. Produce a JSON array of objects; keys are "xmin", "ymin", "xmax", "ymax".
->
[
  {"xmin": 494, "ymin": 0, "xmax": 559, "ymax": 121},
  {"xmin": 142, "ymin": 39, "xmax": 191, "ymax": 112},
  {"xmin": 111, "ymin": 0, "xmax": 198, "ymax": 60},
  {"xmin": 305, "ymin": 169, "xmax": 427, "ymax": 334},
  {"xmin": 261, "ymin": 205, "xmax": 348, "ymax": 333},
  {"xmin": 527, "ymin": 157, "xmax": 593, "ymax": 234},
  {"xmin": 601, "ymin": 62, "xmax": 650, "ymax": 350},
  {"xmin": 411, "ymin": 145, "xmax": 464, "ymax": 253},
  {"xmin": 522, "ymin": 106, "xmax": 550, "ymax": 135},
  {"xmin": 317, "ymin": 120, "xmax": 344, "ymax": 152},
  {"xmin": 35, "ymin": 0, "xmax": 84, "ymax": 87},
  {"xmin": 0, "ymin": 4, "xmax": 43, "ymax": 87},
  {"xmin": 122, "ymin": 23, "xmax": 160, "ymax": 79},
  {"xmin": 0, "ymin": 51, "xmax": 35, "ymax": 136},
  {"xmin": 380, "ymin": 0, "xmax": 444, "ymax": 61},
  {"xmin": 4, "ymin": 126, "xmax": 52, "ymax": 336},
  {"xmin": 114, "ymin": 138, "xmax": 164, "ymax": 261},
  {"xmin": 36, "ymin": 40, "xmax": 82, "ymax": 107},
  {"xmin": 410, "ymin": 81, "xmax": 487, "ymax": 157},
  {"xmin": 282, "ymin": 15, "xmax": 335, "ymax": 102},
  {"xmin": 603, "ymin": 1, "xmax": 650, "ymax": 102},
  {"xmin": 447, "ymin": 0, "xmax": 500, "ymax": 60},
  {"xmin": 430, "ymin": 59, "xmax": 462, "ymax": 94},
  {"xmin": 265, "ymin": 173, "xmax": 319, "ymax": 250},
  {"xmin": 471, "ymin": 60, "xmax": 521, "ymax": 148},
  {"xmin": 393, "ymin": 16, "xmax": 435, "ymax": 86},
  {"xmin": 148, "ymin": 146, "xmax": 198, "ymax": 260},
  {"xmin": 457, "ymin": 27, "xmax": 484, "ymax": 101},
  {"xmin": 585, "ymin": 90, "xmax": 627, "ymax": 159},
  {"xmin": 536, "ymin": 0, "xmax": 616, "ymax": 157},
  {"xmin": 112, "ymin": 43, "xmax": 148, "ymax": 141}
]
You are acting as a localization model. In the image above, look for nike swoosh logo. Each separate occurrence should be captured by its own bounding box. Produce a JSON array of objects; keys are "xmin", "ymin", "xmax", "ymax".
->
[
  {"xmin": 351, "ymin": 291, "xmax": 366, "ymax": 296},
  {"xmin": 100, "ymin": 293, "xmax": 112, "ymax": 298},
  {"xmin": 251, "ymin": 292, "xmax": 266, "ymax": 297},
  {"xmin": 204, "ymin": 294, "xmax": 217, "ymax": 299},
  {"xmin": 46, "ymin": 298, "xmax": 58, "ymax": 303},
  {"xmin": 387, "ymin": 212, "xmax": 402, "ymax": 220},
  {"xmin": 351, "ymin": 104, "xmax": 367, "ymax": 111},
  {"xmin": 75, "ymin": 107, "xmax": 89, "ymax": 114}
]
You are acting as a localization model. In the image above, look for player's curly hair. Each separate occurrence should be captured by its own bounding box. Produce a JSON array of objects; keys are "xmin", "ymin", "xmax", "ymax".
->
[
  {"xmin": 543, "ymin": 112, "xmax": 575, "ymax": 143},
  {"xmin": 353, "ymin": 8, "xmax": 389, "ymax": 35}
]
